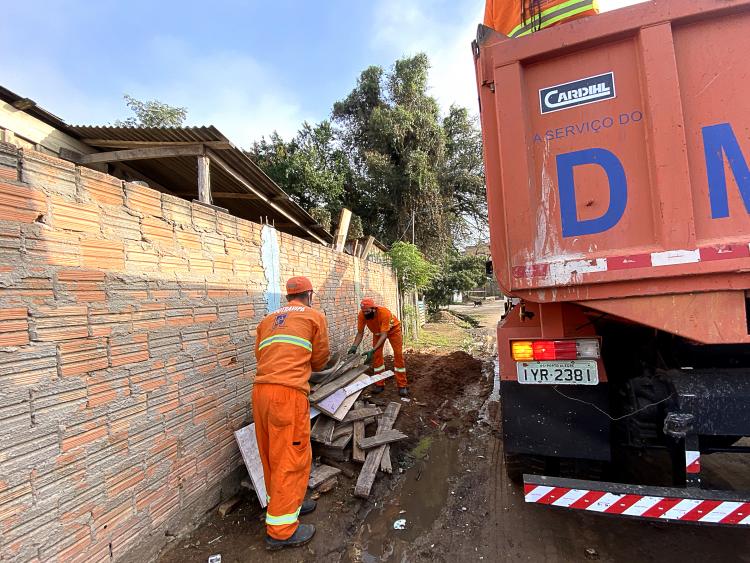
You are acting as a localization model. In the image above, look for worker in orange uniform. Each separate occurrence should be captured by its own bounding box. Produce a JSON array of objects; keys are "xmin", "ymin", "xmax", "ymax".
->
[
  {"xmin": 253, "ymin": 276, "xmax": 330, "ymax": 550},
  {"xmin": 484, "ymin": 0, "xmax": 599, "ymax": 38},
  {"xmin": 348, "ymin": 298, "xmax": 409, "ymax": 397}
]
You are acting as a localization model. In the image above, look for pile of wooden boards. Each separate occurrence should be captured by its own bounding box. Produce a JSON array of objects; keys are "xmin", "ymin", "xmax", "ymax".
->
[
  {"xmin": 234, "ymin": 354, "xmax": 407, "ymax": 507},
  {"xmin": 310, "ymin": 400, "xmax": 405, "ymax": 498}
]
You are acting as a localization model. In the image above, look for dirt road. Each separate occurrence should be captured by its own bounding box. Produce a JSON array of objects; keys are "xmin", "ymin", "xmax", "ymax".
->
[{"xmin": 158, "ymin": 301, "xmax": 750, "ymax": 563}]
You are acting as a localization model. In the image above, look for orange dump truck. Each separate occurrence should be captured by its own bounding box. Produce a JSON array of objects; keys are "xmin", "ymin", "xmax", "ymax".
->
[{"xmin": 474, "ymin": 0, "xmax": 750, "ymax": 525}]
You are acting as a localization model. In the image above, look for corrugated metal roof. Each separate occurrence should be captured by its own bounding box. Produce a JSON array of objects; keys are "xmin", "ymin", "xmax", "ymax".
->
[{"xmin": 69, "ymin": 125, "xmax": 333, "ymax": 244}]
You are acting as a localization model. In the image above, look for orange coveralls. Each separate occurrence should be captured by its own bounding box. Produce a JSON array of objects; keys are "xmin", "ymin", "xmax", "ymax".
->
[
  {"xmin": 484, "ymin": 0, "xmax": 598, "ymax": 38},
  {"xmin": 357, "ymin": 306, "xmax": 408, "ymax": 388},
  {"xmin": 253, "ymin": 300, "xmax": 330, "ymax": 540}
]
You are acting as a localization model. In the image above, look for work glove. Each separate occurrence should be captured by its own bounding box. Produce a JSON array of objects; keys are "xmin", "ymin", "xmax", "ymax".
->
[
  {"xmin": 347, "ymin": 345, "xmax": 358, "ymax": 355},
  {"xmin": 362, "ymin": 349, "xmax": 375, "ymax": 364}
]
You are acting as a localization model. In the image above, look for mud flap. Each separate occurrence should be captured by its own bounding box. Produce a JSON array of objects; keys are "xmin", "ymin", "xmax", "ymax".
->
[{"xmin": 523, "ymin": 474, "xmax": 750, "ymax": 526}]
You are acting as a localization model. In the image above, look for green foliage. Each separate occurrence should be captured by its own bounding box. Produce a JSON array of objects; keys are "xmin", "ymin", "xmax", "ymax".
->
[
  {"xmin": 249, "ymin": 54, "xmax": 485, "ymax": 258},
  {"xmin": 348, "ymin": 214, "xmax": 364, "ymax": 239},
  {"xmin": 248, "ymin": 121, "xmax": 348, "ymax": 214},
  {"xmin": 116, "ymin": 95, "xmax": 187, "ymax": 128},
  {"xmin": 309, "ymin": 207, "xmax": 332, "ymax": 232},
  {"xmin": 388, "ymin": 242, "xmax": 436, "ymax": 291},
  {"xmin": 425, "ymin": 252, "xmax": 487, "ymax": 311}
]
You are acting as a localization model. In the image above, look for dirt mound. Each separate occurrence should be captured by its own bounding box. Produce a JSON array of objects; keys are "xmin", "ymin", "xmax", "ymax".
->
[{"xmin": 407, "ymin": 350, "xmax": 484, "ymax": 401}]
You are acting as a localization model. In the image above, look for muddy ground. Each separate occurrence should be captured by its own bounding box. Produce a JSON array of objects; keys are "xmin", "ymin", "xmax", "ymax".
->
[{"xmin": 158, "ymin": 301, "xmax": 750, "ymax": 563}]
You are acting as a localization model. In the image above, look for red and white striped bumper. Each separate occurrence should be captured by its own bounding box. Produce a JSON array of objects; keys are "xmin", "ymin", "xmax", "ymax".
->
[{"xmin": 524, "ymin": 475, "xmax": 750, "ymax": 526}]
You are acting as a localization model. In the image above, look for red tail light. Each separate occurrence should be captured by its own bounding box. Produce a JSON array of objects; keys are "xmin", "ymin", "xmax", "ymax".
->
[
  {"xmin": 512, "ymin": 339, "xmax": 599, "ymax": 361},
  {"xmin": 532, "ymin": 340, "xmax": 577, "ymax": 360}
]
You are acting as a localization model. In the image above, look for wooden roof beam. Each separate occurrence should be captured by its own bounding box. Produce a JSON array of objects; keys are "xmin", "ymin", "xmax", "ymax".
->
[{"xmin": 78, "ymin": 144, "xmax": 206, "ymax": 165}]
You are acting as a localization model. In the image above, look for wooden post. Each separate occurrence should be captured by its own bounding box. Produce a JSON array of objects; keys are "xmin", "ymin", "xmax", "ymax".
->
[
  {"xmin": 333, "ymin": 208, "xmax": 352, "ymax": 252},
  {"xmin": 197, "ymin": 154, "xmax": 211, "ymax": 204},
  {"xmin": 360, "ymin": 235, "xmax": 375, "ymax": 259}
]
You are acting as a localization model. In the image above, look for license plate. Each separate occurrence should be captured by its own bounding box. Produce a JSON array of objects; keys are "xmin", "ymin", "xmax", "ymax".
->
[{"xmin": 516, "ymin": 360, "xmax": 598, "ymax": 385}]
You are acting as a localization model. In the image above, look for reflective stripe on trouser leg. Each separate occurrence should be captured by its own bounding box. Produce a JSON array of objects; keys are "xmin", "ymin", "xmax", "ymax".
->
[
  {"xmin": 389, "ymin": 330, "xmax": 408, "ymax": 388},
  {"xmin": 252, "ymin": 383, "xmax": 312, "ymax": 540}
]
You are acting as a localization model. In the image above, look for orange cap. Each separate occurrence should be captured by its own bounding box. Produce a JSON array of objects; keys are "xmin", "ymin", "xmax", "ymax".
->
[
  {"xmin": 286, "ymin": 276, "xmax": 314, "ymax": 294},
  {"xmin": 360, "ymin": 298, "xmax": 376, "ymax": 310}
]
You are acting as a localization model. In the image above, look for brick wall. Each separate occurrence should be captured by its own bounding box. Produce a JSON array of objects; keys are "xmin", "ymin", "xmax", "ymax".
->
[{"xmin": 0, "ymin": 144, "xmax": 399, "ymax": 562}]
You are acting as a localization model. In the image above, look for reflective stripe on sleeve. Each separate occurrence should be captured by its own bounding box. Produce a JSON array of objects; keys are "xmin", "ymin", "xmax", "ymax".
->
[
  {"xmin": 266, "ymin": 506, "xmax": 301, "ymax": 526},
  {"xmin": 259, "ymin": 334, "xmax": 312, "ymax": 352},
  {"xmin": 373, "ymin": 365, "xmax": 386, "ymax": 373},
  {"xmin": 509, "ymin": 0, "xmax": 596, "ymax": 38},
  {"xmin": 394, "ymin": 367, "xmax": 406, "ymax": 373}
]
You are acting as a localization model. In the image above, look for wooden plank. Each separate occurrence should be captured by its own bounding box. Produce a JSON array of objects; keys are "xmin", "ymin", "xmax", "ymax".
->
[
  {"xmin": 380, "ymin": 446, "xmax": 392, "ymax": 473},
  {"xmin": 315, "ymin": 370, "xmax": 393, "ymax": 414},
  {"xmin": 342, "ymin": 407, "xmax": 382, "ymax": 423},
  {"xmin": 333, "ymin": 208, "xmax": 352, "ymax": 252},
  {"xmin": 331, "ymin": 423, "xmax": 353, "ymax": 441},
  {"xmin": 78, "ymin": 144, "xmax": 205, "ymax": 164},
  {"xmin": 80, "ymin": 139, "xmax": 233, "ymax": 149},
  {"xmin": 313, "ymin": 444, "xmax": 350, "ymax": 462},
  {"xmin": 308, "ymin": 365, "xmax": 369, "ymax": 404},
  {"xmin": 329, "ymin": 387, "xmax": 363, "ymax": 421},
  {"xmin": 354, "ymin": 402, "xmax": 401, "ymax": 498},
  {"xmin": 360, "ymin": 235, "xmax": 375, "ymax": 259},
  {"xmin": 321, "ymin": 458, "xmax": 357, "ymax": 479},
  {"xmin": 197, "ymin": 154, "xmax": 211, "ymax": 204},
  {"xmin": 352, "ymin": 401, "xmax": 366, "ymax": 463},
  {"xmin": 310, "ymin": 416, "xmax": 335, "ymax": 444},
  {"xmin": 212, "ymin": 192, "xmax": 262, "ymax": 200},
  {"xmin": 330, "ymin": 430, "xmax": 352, "ymax": 449},
  {"xmin": 234, "ymin": 424, "xmax": 267, "ymax": 508},
  {"xmin": 358, "ymin": 430, "xmax": 407, "ymax": 449},
  {"xmin": 308, "ymin": 465, "xmax": 341, "ymax": 489}
]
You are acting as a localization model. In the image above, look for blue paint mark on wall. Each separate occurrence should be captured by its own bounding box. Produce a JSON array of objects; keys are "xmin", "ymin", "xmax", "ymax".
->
[{"xmin": 261, "ymin": 225, "xmax": 281, "ymax": 312}]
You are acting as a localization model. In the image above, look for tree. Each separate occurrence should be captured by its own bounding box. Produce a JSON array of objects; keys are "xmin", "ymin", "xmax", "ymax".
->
[
  {"xmin": 424, "ymin": 252, "xmax": 487, "ymax": 311},
  {"xmin": 332, "ymin": 54, "xmax": 486, "ymax": 259},
  {"xmin": 116, "ymin": 95, "xmax": 187, "ymax": 127},
  {"xmin": 249, "ymin": 121, "xmax": 349, "ymax": 213},
  {"xmin": 388, "ymin": 242, "xmax": 436, "ymax": 293}
]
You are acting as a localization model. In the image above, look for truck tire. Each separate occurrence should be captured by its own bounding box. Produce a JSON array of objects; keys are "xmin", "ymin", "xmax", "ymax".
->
[
  {"xmin": 504, "ymin": 452, "xmax": 546, "ymax": 484},
  {"xmin": 558, "ymin": 458, "xmax": 606, "ymax": 481}
]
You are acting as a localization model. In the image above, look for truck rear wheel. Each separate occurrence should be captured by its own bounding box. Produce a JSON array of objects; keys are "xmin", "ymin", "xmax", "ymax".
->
[{"xmin": 504, "ymin": 452, "xmax": 546, "ymax": 484}]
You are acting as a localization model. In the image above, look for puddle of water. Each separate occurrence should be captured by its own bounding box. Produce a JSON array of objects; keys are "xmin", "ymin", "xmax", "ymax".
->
[{"xmin": 358, "ymin": 434, "xmax": 459, "ymax": 562}]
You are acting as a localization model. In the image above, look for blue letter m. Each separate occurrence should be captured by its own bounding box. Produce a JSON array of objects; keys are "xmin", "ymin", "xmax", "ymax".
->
[
  {"xmin": 703, "ymin": 123, "xmax": 750, "ymax": 218},
  {"xmin": 556, "ymin": 148, "xmax": 628, "ymax": 237}
]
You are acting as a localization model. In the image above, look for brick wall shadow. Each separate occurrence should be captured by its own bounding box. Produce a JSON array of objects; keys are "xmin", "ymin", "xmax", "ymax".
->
[{"xmin": 0, "ymin": 143, "xmax": 399, "ymax": 563}]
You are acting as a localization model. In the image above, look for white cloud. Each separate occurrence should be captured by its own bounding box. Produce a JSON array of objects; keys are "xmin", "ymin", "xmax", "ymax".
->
[{"xmin": 370, "ymin": 0, "xmax": 484, "ymax": 115}]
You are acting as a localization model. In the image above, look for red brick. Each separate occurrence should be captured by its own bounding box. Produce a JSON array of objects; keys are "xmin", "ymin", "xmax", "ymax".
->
[
  {"xmin": 24, "ymin": 227, "xmax": 81, "ymax": 267},
  {"xmin": 175, "ymin": 228, "xmax": 201, "ymax": 250},
  {"xmin": 61, "ymin": 424, "xmax": 107, "ymax": 452},
  {"xmin": 80, "ymin": 167, "xmax": 124, "ymax": 206},
  {"xmin": 51, "ymin": 196, "xmax": 100, "ymax": 233},
  {"xmin": 0, "ymin": 307, "xmax": 29, "ymax": 346},
  {"xmin": 106, "ymin": 465, "xmax": 144, "ymax": 498},
  {"xmin": 124, "ymin": 240, "xmax": 158, "ymax": 272},
  {"xmin": 89, "ymin": 306, "xmax": 133, "ymax": 337},
  {"xmin": 57, "ymin": 269, "xmax": 106, "ymax": 302},
  {"xmin": 81, "ymin": 239, "xmax": 125, "ymax": 270},
  {"xmin": 189, "ymin": 255, "xmax": 212, "ymax": 276},
  {"xmin": 193, "ymin": 305, "xmax": 217, "ymax": 324},
  {"xmin": 132, "ymin": 303, "xmax": 166, "ymax": 331},
  {"xmin": 142, "ymin": 215, "xmax": 174, "ymax": 247},
  {"xmin": 110, "ymin": 333, "xmax": 149, "ymax": 367},
  {"xmin": 59, "ymin": 337, "xmax": 108, "ymax": 377},
  {"xmin": 0, "ymin": 182, "xmax": 46, "ymax": 223},
  {"xmin": 31, "ymin": 305, "xmax": 88, "ymax": 341},
  {"xmin": 159, "ymin": 253, "xmax": 188, "ymax": 273},
  {"xmin": 191, "ymin": 204, "xmax": 216, "ymax": 232},
  {"xmin": 125, "ymin": 182, "xmax": 161, "ymax": 217},
  {"xmin": 238, "ymin": 303, "xmax": 254, "ymax": 319}
]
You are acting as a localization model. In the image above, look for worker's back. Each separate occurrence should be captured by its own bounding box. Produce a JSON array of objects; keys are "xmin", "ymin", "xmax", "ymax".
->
[{"xmin": 484, "ymin": 0, "xmax": 598, "ymax": 38}]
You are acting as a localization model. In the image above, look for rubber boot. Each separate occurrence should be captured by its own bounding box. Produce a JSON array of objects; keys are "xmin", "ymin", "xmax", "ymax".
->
[
  {"xmin": 398, "ymin": 387, "xmax": 410, "ymax": 398},
  {"xmin": 300, "ymin": 499, "xmax": 317, "ymax": 515},
  {"xmin": 265, "ymin": 524, "xmax": 316, "ymax": 551},
  {"xmin": 371, "ymin": 385, "xmax": 385, "ymax": 394}
]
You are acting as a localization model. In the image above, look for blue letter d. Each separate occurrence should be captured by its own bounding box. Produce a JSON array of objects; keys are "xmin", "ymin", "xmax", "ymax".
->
[{"xmin": 556, "ymin": 148, "xmax": 628, "ymax": 237}]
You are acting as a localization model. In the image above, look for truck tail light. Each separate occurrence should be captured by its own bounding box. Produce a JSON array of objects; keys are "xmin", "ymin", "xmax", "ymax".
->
[{"xmin": 511, "ymin": 339, "xmax": 600, "ymax": 361}]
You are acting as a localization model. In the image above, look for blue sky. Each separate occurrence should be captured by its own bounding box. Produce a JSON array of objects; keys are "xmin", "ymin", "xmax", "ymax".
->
[{"xmin": 0, "ymin": 0, "xmax": 645, "ymax": 148}]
